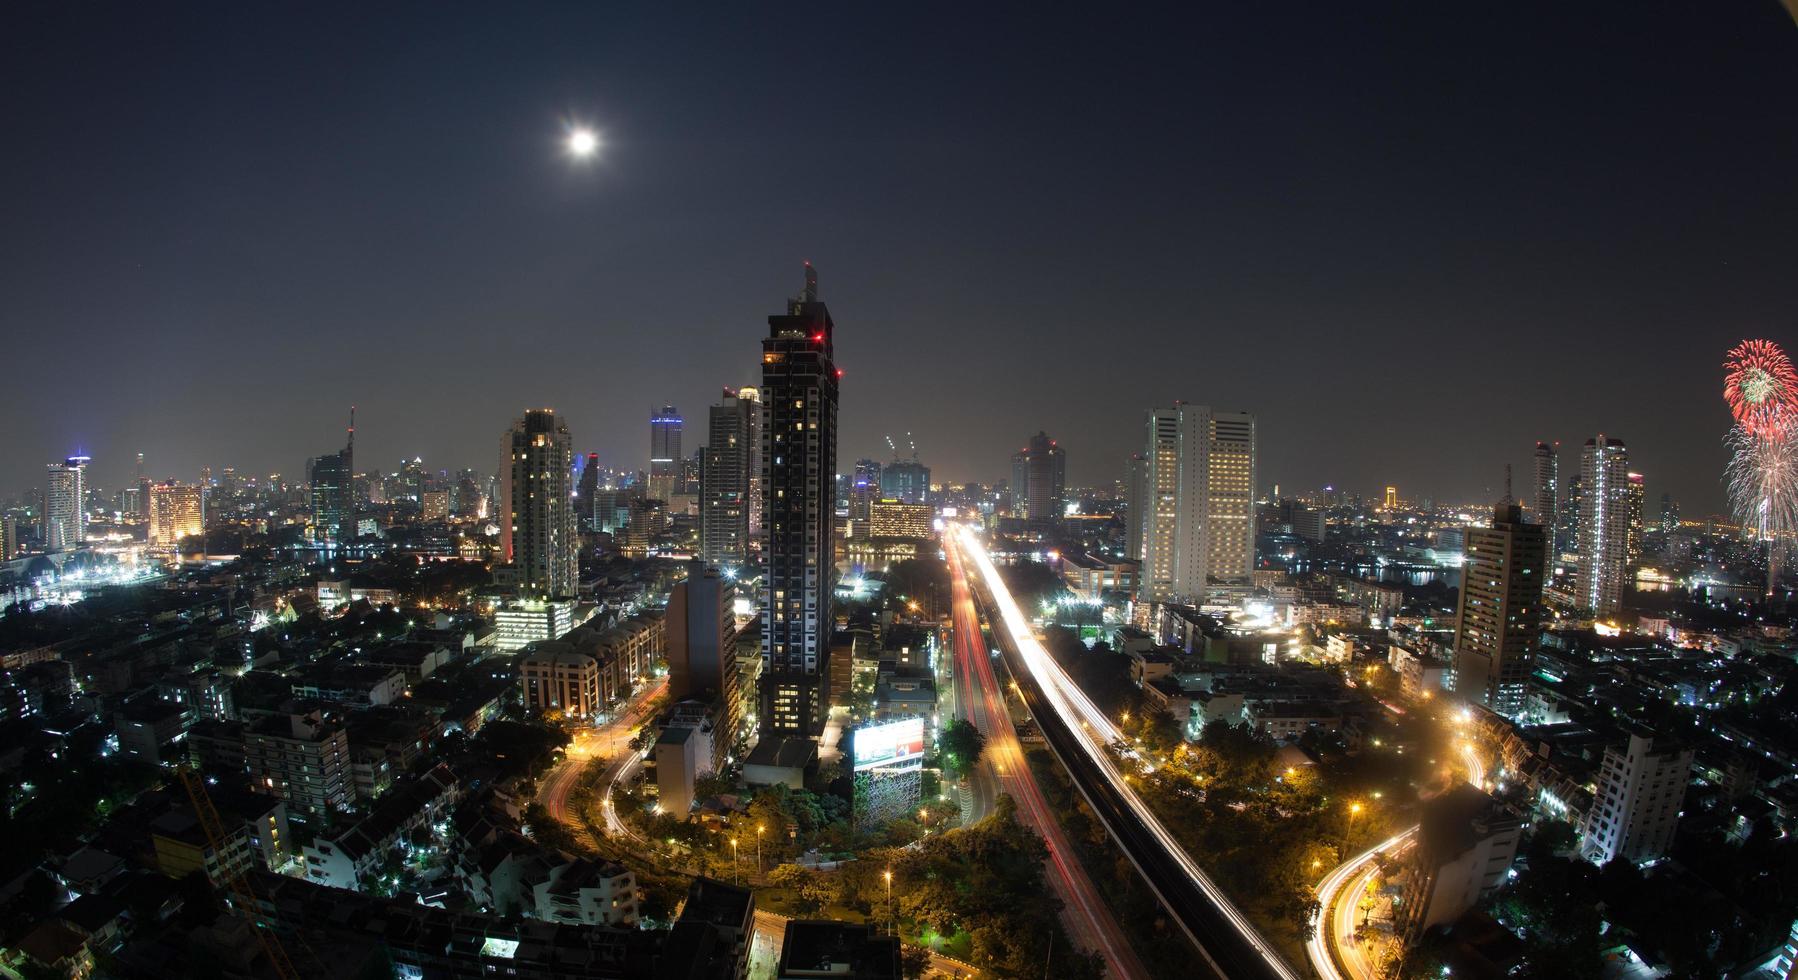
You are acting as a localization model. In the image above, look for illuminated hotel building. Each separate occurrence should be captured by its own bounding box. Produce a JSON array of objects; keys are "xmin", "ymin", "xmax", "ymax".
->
[
  {"xmin": 1625, "ymin": 471, "xmax": 1645, "ymax": 569},
  {"xmin": 649, "ymin": 406, "xmax": 683, "ymax": 504},
  {"xmin": 758, "ymin": 262, "xmax": 839, "ymax": 740},
  {"xmin": 1576, "ymin": 435, "xmax": 1630, "ymax": 616},
  {"xmin": 1451, "ymin": 500, "xmax": 1545, "ymax": 717},
  {"xmin": 502, "ymin": 409, "xmax": 578, "ymax": 599},
  {"xmin": 869, "ymin": 499, "xmax": 932, "ymax": 539},
  {"xmin": 1136, "ymin": 404, "xmax": 1256, "ymax": 606},
  {"xmin": 41, "ymin": 456, "xmax": 88, "ymax": 552},
  {"xmin": 149, "ymin": 482, "xmax": 206, "ymax": 547}
]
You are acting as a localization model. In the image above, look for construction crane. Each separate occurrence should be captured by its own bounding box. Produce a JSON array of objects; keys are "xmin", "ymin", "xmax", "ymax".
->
[{"xmin": 174, "ymin": 767, "xmax": 303, "ymax": 980}]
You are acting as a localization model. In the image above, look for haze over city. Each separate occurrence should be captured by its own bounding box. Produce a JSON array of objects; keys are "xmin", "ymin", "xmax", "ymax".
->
[
  {"xmin": 6, "ymin": 4, "xmax": 1798, "ymax": 508},
  {"xmin": 4, "ymin": 6, "xmax": 1798, "ymax": 980}
]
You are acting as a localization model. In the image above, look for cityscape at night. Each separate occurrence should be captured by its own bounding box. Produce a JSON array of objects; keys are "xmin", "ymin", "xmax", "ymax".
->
[{"xmin": 6, "ymin": 4, "xmax": 1798, "ymax": 980}]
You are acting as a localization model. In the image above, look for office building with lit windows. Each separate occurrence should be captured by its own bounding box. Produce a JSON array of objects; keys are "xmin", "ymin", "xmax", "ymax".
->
[
  {"xmin": 1135, "ymin": 404, "xmax": 1256, "ymax": 607},
  {"xmin": 758, "ymin": 263, "xmax": 839, "ymax": 740}
]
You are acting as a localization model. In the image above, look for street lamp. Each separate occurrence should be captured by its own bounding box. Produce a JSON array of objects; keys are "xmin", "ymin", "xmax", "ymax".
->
[
  {"xmin": 883, "ymin": 868, "xmax": 893, "ymax": 936},
  {"xmin": 731, "ymin": 838, "xmax": 740, "ymax": 883},
  {"xmin": 756, "ymin": 824, "xmax": 764, "ymax": 874}
]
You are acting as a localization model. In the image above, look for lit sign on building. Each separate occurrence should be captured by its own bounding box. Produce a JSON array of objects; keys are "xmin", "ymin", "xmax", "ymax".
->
[{"xmin": 852, "ymin": 717, "xmax": 925, "ymax": 772}]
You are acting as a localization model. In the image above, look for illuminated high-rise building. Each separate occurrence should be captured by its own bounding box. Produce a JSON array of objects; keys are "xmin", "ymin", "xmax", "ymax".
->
[
  {"xmin": 1531, "ymin": 441, "xmax": 1559, "ymax": 549},
  {"xmin": 1576, "ymin": 435, "xmax": 1630, "ymax": 616},
  {"xmin": 1136, "ymin": 404, "xmax": 1256, "ymax": 606},
  {"xmin": 502, "ymin": 409, "xmax": 578, "ymax": 599},
  {"xmin": 149, "ymin": 482, "xmax": 206, "ymax": 548},
  {"xmin": 1625, "ymin": 472, "xmax": 1646, "ymax": 569},
  {"xmin": 701, "ymin": 388, "xmax": 758, "ymax": 569},
  {"xmin": 1383, "ymin": 486, "xmax": 1399, "ymax": 510},
  {"xmin": 1010, "ymin": 431, "xmax": 1066, "ymax": 521},
  {"xmin": 308, "ymin": 412, "xmax": 355, "ymax": 546},
  {"xmin": 758, "ymin": 262, "xmax": 839, "ymax": 740},
  {"xmin": 41, "ymin": 456, "xmax": 88, "ymax": 552},
  {"xmin": 1452, "ymin": 500, "xmax": 1545, "ymax": 717},
  {"xmin": 649, "ymin": 406, "xmax": 683, "ymax": 503}
]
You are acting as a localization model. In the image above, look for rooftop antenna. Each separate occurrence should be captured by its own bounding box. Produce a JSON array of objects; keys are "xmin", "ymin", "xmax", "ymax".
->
[
  {"xmin": 347, "ymin": 405, "xmax": 356, "ymax": 452},
  {"xmin": 907, "ymin": 431, "xmax": 917, "ymax": 458}
]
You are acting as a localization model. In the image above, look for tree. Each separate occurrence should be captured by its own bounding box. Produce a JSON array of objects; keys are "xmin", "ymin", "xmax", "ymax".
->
[{"xmin": 937, "ymin": 719, "xmax": 986, "ymax": 780}]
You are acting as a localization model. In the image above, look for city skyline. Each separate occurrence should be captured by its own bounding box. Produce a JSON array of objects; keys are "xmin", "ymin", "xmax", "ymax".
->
[{"xmin": 5, "ymin": 5, "xmax": 1796, "ymax": 509}]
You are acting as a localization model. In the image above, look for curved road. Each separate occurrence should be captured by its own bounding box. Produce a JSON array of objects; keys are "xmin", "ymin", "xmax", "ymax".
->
[
  {"xmin": 946, "ymin": 536, "xmax": 1148, "ymax": 980},
  {"xmin": 537, "ymin": 675, "xmax": 668, "ymax": 846}
]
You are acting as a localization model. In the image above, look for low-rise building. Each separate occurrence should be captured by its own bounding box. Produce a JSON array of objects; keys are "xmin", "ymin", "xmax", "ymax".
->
[
  {"xmin": 1396, "ymin": 785, "xmax": 1522, "ymax": 945},
  {"xmin": 244, "ymin": 710, "xmax": 353, "ymax": 816},
  {"xmin": 1581, "ymin": 728, "xmax": 1693, "ymax": 866}
]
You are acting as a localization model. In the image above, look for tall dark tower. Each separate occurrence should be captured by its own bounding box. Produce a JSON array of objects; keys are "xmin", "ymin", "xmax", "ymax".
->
[{"xmin": 758, "ymin": 262, "xmax": 839, "ymax": 740}]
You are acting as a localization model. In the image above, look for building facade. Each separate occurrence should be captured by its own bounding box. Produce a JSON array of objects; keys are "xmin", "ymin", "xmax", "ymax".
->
[
  {"xmin": 1581, "ymin": 729, "xmax": 1693, "ymax": 866},
  {"xmin": 502, "ymin": 409, "xmax": 578, "ymax": 599},
  {"xmin": 41, "ymin": 456, "xmax": 88, "ymax": 552},
  {"xmin": 1452, "ymin": 500, "xmax": 1546, "ymax": 717},
  {"xmin": 1576, "ymin": 435, "xmax": 1630, "ymax": 616},
  {"xmin": 149, "ymin": 482, "xmax": 205, "ymax": 547},
  {"xmin": 1532, "ymin": 440, "xmax": 1558, "ymax": 553},
  {"xmin": 649, "ymin": 406, "xmax": 682, "ymax": 504},
  {"xmin": 758, "ymin": 263, "xmax": 839, "ymax": 740},
  {"xmin": 1009, "ymin": 431, "xmax": 1066, "ymax": 522},
  {"xmin": 1137, "ymin": 404, "xmax": 1257, "ymax": 606},
  {"xmin": 701, "ymin": 389, "xmax": 759, "ymax": 569}
]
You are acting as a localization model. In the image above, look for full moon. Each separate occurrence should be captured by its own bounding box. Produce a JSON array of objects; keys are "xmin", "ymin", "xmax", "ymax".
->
[{"xmin": 567, "ymin": 128, "xmax": 599, "ymax": 158}]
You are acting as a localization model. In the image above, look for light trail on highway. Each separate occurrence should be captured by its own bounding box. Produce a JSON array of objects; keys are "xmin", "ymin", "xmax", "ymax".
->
[
  {"xmin": 952, "ymin": 525, "xmax": 1301, "ymax": 980},
  {"xmin": 945, "ymin": 534, "xmax": 1146, "ymax": 979}
]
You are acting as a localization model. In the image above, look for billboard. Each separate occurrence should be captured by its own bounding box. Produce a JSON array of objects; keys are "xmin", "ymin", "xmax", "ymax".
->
[{"xmin": 852, "ymin": 717, "xmax": 926, "ymax": 772}]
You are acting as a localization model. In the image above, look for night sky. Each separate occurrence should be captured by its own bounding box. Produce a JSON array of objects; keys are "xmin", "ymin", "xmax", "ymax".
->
[{"xmin": 4, "ymin": 3, "xmax": 1796, "ymax": 512}]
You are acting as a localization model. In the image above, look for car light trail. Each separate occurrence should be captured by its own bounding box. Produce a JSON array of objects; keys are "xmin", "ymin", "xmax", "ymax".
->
[
  {"xmin": 1305, "ymin": 827, "xmax": 1416, "ymax": 980},
  {"xmin": 953, "ymin": 525, "xmax": 1302, "ymax": 980}
]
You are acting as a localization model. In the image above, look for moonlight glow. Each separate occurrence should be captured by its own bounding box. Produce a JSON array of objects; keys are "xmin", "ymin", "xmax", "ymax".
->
[{"xmin": 567, "ymin": 128, "xmax": 599, "ymax": 159}]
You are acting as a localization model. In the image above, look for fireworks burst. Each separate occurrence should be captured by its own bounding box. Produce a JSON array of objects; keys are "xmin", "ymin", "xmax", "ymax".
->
[
  {"xmin": 1724, "ymin": 339, "xmax": 1798, "ymax": 439},
  {"xmin": 1725, "ymin": 339, "xmax": 1798, "ymax": 595}
]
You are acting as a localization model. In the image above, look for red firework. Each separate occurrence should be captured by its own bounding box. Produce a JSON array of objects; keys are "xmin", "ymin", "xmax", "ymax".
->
[{"xmin": 1724, "ymin": 339, "xmax": 1798, "ymax": 439}]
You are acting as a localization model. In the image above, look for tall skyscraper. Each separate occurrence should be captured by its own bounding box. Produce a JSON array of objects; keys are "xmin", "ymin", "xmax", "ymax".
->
[
  {"xmin": 649, "ymin": 407, "xmax": 683, "ymax": 503},
  {"xmin": 1451, "ymin": 500, "xmax": 1546, "ymax": 717},
  {"xmin": 149, "ymin": 482, "xmax": 206, "ymax": 548},
  {"xmin": 1531, "ymin": 441, "xmax": 1559, "ymax": 550},
  {"xmin": 1576, "ymin": 435, "xmax": 1630, "ymax": 616},
  {"xmin": 502, "ymin": 409, "xmax": 578, "ymax": 599},
  {"xmin": 1010, "ymin": 431, "xmax": 1067, "ymax": 521},
  {"xmin": 1659, "ymin": 492, "xmax": 1679, "ymax": 534},
  {"xmin": 759, "ymin": 262, "xmax": 839, "ymax": 741},
  {"xmin": 701, "ymin": 388, "xmax": 758, "ymax": 568},
  {"xmin": 308, "ymin": 412, "xmax": 355, "ymax": 546},
  {"xmin": 578, "ymin": 452, "xmax": 601, "ymax": 528},
  {"xmin": 41, "ymin": 456, "xmax": 88, "ymax": 552},
  {"xmin": 1625, "ymin": 472, "xmax": 1646, "ymax": 569},
  {"xmin": 1136, "ymin": 404, "xmax": 1256, "ymax": 606},
  {"xmin": 1124, "ymin": 452, "xmax": 1147, "ymax": 563}
]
